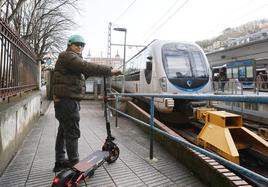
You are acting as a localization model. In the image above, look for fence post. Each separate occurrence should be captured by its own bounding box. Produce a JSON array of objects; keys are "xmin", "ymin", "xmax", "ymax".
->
[
  {"xmin": 149, "ymin": 96, "xmax": 154, "ymax": 159},
  {"xmin": 115, "ymin": 95, "xmax": 118, "ymax": 128}
]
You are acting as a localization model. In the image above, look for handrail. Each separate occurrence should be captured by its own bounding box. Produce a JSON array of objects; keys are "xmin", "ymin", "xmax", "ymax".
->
[
  {"xmin": 108, "ymin": 93, "xmax": 268, "ymax": 186},
  {"xmin": 111, "ymin": 92, "xmax": 268, "ymax": 103}
]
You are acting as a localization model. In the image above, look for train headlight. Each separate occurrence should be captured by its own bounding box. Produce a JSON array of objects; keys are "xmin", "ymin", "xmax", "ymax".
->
[
  {"xmin": 159, "ymin": 77, "xmax": 167, "ymax": 92},
  {"xmin": 165, "ymin": 98, "xmax": 174, "ymax": 107}
]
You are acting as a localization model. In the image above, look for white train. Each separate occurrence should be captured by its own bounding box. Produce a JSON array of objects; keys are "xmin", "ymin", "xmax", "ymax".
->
[{"xmin": 112, "ymin": 40, "xmax": 212, "ymax": 114}]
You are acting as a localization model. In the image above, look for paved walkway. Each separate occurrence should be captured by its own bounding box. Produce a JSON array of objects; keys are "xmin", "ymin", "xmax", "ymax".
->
[
  {"xmin": 0, "ymin": 100, "xmax": 205, "ymax": 187},
  {"xmin": 40, "ymin": 85, "xmax": 52, "ymax": 116}
]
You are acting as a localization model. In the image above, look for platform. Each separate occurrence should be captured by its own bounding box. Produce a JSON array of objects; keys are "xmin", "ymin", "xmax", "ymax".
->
[
  {"xmin": 0, "ymin": 100, "xmax": 205, "ymax": 187},
  {"xmin": 214, "ymin": 90, "xmax": 268, "ymax": 126}
]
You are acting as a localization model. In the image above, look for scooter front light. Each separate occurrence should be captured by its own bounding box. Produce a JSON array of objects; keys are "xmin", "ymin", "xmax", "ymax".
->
[{"xmin": 53, "ymin": 177, "xmax": 60, "ymax": 184}]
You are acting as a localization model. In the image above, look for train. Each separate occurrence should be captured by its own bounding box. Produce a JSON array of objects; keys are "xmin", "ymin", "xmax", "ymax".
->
[
  {"xmin": 112, "ymin": 40, "xmax": 212, "ymax": 117},
  {"xmin": 226, "ymin": 60, "xmax": 255, "ymax": 88},
  {"xmin": 212, "ymin": 59, "xmax": 268, "ymax": 90}
]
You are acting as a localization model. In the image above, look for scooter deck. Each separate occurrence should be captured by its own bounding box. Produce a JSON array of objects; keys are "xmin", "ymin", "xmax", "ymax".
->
[{"xmin": 73, "ymin": 150, "xmax": 109, "ymax": 172}]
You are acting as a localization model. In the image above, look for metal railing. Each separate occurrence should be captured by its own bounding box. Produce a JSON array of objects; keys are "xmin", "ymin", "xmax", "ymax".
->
[
  {"xmin": 256, "ymin": 80, "xmax": 268, "ymax": 93},
  {"xmin": 0, "ymin": 18, "xmax": 38, "ymax": 99},
  {"xmin": 108, "ymin": 93, "xmax": 268, "ymax": 186},
  {"xmin": 214, "ymin": 80, "xmax": 243, "ymax": 94},
  {"xmin": 213, "ymin": 80, "xmax": 268, "ymax": 95}
]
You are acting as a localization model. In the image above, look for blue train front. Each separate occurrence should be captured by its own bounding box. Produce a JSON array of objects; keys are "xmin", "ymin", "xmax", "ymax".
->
[{"xmin": 112, "ymin": 40, "xmax": 212, "ymax": 114}]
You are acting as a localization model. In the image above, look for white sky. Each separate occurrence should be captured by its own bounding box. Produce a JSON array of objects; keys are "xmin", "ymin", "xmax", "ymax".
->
[{"xmin": 71, "ymin": 0, "xmax": 268, "ymax": 60}]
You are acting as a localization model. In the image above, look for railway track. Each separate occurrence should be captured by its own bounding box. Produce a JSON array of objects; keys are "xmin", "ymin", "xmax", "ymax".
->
[
  {"xmin": 171, "ymin": 121, "xmax": 268, "ymax": 178},
  {"xmin": 127, "ymin": 98, "xmax": 268, "ymax": 186},
  {"xmin": 243, "ymin": 121, "xmax": 268, "ymax": 141}
]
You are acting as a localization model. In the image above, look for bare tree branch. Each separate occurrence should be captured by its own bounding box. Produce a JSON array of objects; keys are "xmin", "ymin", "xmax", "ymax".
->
[
  {"xmin": 3, "ymin": 0, "xmax": 79, "ymax": 60},
  {"xmin": 7, "ymin": 0, "xmax": 27, "ymax": 22}
]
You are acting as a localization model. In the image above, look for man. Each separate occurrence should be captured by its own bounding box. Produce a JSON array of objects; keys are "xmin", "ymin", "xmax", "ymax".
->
[
  {"xmin": 219, "ymin": 69, "xmax": 226, "ymax": 92},
  {"xmin": 52, "ymin": 34, "xmax": 121, "ymax": 172},
  {"xmin": 256, "ymin": 72, "xmax": 264, "ymax": 90}
]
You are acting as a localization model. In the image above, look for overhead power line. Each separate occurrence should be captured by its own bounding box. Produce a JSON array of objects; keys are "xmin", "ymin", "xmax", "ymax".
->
[
  {"xmin": 141, "ymin": 0, "xmax": 182, "ymax": 40},
  {"xmin": 232, "ymin": 3, "xmax": 268, "ymax": 25},
  {"xmin": 143, "ymin": 0, "xmax": 190, "ymax": 43},
  {"xmin": 207, "ymin": 0, "xmax": 263, "ymax": 36},
  {"xmin": 113, "ymin": 0, "xmax": 137, "ymax": 23}
]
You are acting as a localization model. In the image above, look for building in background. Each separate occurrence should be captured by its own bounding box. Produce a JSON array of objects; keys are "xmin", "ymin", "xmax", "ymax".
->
[
  {"xmin": 83, "ymin": 54, "xmax": 123, "ymax": 99},
  {"xmin": 85, "ymin": 52, "xmax": 123, "ymax": 69}
]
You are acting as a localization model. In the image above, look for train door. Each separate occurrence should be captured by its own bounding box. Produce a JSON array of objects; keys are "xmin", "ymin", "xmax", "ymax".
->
[{"xmin": 212, "ymin": 65, "xmax": 226, "ymax": 81}]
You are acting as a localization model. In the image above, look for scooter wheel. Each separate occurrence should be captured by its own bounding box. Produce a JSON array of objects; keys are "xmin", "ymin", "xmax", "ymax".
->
[{"xmin": 106, "ymin": 145, "xmax": 120, "ymax": 164}]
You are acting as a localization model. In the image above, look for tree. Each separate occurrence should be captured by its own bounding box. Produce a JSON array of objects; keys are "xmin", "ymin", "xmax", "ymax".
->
[
  {"xmin": 1, "ymin": 0, "xmax": 79, "ymax": 60},
  {"xmin": 7, "ymin": 0, "xmax": 27, "ymax": 23}
]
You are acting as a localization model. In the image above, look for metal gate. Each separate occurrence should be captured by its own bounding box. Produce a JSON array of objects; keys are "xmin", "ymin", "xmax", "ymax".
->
[{"xmin": 0, "ymin": 18, "xmax": 38, "ymax": 100}]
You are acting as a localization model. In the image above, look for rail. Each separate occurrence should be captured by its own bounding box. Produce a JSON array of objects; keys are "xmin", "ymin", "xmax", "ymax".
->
[
  {"xmin": 108, "ymin": 93, "xmax": 268, "ymax": 186},
  {"xmin": 214, "ymin": 80, "xmax": 268, "ymax": 95},
  {"xmin": 0, "ymin": 18, "xmax": 38, "ymax": 100}
]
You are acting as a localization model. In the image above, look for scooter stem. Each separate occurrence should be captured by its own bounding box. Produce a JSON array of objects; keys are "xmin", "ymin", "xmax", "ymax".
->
[{"xmin": 103, "ymin": 76, "xmax": 112, "ymax": 139}]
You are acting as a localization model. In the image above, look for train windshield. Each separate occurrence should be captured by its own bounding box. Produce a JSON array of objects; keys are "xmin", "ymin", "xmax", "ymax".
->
[{"xmin": 162, "ymin": 43, "xmax": 208, "ymax": 78}]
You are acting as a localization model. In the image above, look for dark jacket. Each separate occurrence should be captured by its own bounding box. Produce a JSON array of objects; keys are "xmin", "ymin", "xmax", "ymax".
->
[{"xmin": 53, "ymin": 50, "xmax": 112, "ymax": 100}]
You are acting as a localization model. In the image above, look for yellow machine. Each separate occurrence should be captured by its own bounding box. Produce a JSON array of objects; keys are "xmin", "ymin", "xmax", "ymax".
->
[{"xmin": 196, "ymin": 109, "xmax": 268, "ymax": 164}]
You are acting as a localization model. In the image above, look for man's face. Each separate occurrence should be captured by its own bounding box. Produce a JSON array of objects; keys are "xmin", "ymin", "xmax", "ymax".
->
[{"xmin": 70, "ymin": 43, "xmax": 84, "ymax": 55}]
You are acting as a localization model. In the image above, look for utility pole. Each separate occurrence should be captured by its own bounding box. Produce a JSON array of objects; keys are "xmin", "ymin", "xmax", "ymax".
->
[
  {"xmin": 107, "ymin": 22, "xmax": 112, "ymax": 90},
  {"xmin": 113, "ymin": 27, "xmax": 127, "ymax": 93},
  {"xmin": 107, "ymin": 22, "xmax": 112, "ymax": 66}
]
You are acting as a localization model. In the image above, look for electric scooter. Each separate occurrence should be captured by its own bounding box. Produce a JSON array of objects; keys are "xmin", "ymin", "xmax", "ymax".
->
[{"xmin": 52, "ymin": 76, "xmax": 120, "ymax": 187}]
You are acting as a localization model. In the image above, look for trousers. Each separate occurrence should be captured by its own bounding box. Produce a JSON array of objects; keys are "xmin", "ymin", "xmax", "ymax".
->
[{"xmin": 54, "ymin": 98, "xmax": 80, "ymax": 164}]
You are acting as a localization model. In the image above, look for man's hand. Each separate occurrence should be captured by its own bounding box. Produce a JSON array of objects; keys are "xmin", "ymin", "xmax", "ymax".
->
[{"xmin": 111, "ymin": 68, "xmax": 122, "ymax": 76}]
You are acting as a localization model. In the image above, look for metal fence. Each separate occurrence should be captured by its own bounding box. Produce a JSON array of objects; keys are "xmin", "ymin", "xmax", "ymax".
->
[
  {"xmin": 213, "ymin": 80, "xmax": 268, "ymax": 95},
  {"xmin": 108, "ymin": 93, "xmax": 268, "ymax": 186},
  {"xmin": 0, "ymin": 18, "xmax": 38, "ymax": 99}
]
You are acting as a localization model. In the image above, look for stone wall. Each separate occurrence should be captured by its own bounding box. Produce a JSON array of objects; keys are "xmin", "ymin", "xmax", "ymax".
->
[{"xmin": 0, "ymin": 92, "xmax": 41, "ymax": 175}]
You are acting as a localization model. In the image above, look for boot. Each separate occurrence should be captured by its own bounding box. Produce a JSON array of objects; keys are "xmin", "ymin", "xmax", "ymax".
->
[{"xmin": 53, "ymin": 160, "xmax": 71, "ymax": 172}]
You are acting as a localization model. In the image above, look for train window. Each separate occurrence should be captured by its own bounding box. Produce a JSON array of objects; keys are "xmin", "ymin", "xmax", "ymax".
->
[
  {"xmin": 162, "ymin": 43, "xmax": 209, "ymax": 79},
  {"xmin": 144, "ymin": 54, "xmax": 152, "ymax": 84},
  {"xmin": 165, "ymin": 55, "xmax": 192, "ymax": 78},
  {"xmin": 233, "ymin": 67, "xmax": 238, "ymax": 78},
  {"xmin": 227, "ymin": 68, "xmax": 232, "ymax": 79},
  {"xmin": 238, "ymin": 66, "xmax": 246, "ymax": 78},
  {"xmin": 246, "ymin": 66, "xmax": 253, "ymax": 78},
  {"xmin": 191, "ymin": 51, "xmax": 207, "ymax": 77},
  {"xmin": 162, "ymin": 43, "xmax": 191, "ymax": 78}
]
